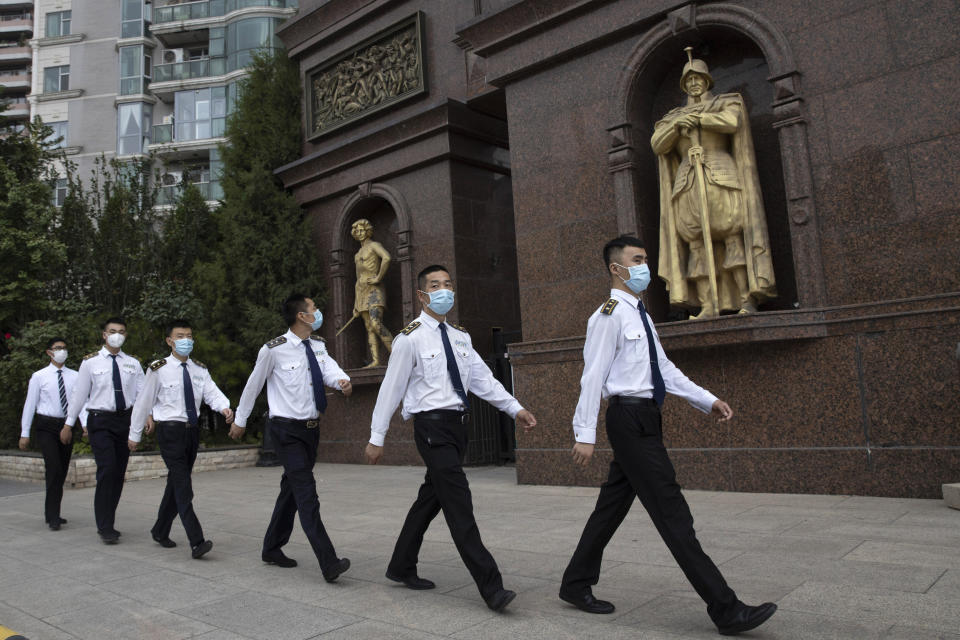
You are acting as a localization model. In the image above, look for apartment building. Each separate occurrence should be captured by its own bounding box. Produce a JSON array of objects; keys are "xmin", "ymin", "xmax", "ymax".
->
[
  {"xmin": 0, "ymin": 0, "xmax": 33, "ymax": 126},
  {"xmin": 28, "ymin": 0, "xmax": 297, "ymax": 206}
]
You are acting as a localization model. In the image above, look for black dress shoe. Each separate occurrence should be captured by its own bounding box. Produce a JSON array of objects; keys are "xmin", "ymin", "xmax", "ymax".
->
[
  {"xmin": 323, "ymin": 558, "xmax": 351, "ymax": 583},
  {"xmin": 485, "ymin": 589, "xmax": 517, "ymax": 613},
  {"xmin": 716, "ymin": 602, "xmax": 778, "ymax": 636},
  {"xmin": 48, "ymin": 521, "xmax": 61, "ymax": 531},
  {"xmin": 152, "ymin": 534, "xmax": 177, "ymax": 548},
  {"xmin": 262, "ymin": 550, "xmax": 297, "ymax": 568},
  {"xmin": 57, "ymin": 517, "xmax": 68, "ymax": 525},
  {"xmin": 386, "ymin": 569, "xmax": 436, "ymax": 590},
  {"xmin": 109, "ymin": 528, "xmax": 122, "ymax": 537},
  {"xmin": 559, "ymin": 591, "xmax": 615, "ymax": 614},
  {"xmin": 98, "ymin": 530, "xmax": 119, "ymax": 545},
  {"xmin": 191, "ymin": 539, "xmax": 213, "ymax": 559}
]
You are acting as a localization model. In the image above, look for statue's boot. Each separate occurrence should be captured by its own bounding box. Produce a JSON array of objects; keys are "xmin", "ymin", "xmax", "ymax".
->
[
  {"xmin": 693, "ymin": 278, "xmax": 718, "ymax": 319},
  {"xmin": 362, "ymin": 334, "xmax": 381, "ymax": 368},
  {"xmin": 731, "ymin": 266, "xmax": 757, "ymax": 314}
]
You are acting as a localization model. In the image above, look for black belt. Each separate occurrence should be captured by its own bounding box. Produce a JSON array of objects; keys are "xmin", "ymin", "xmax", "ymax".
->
[
  {"xmin": 155, "ymin": 420, "xmax": 194, "ymax": 429},
  {"xmin": 609, "ymin": 396, "xmax": 659, "ymax": 408},
  {"xmin": 35, "ymin": 413, "xmax": 66, "ymax": 423},
  {"xmin": 415, "ymin": 410, "xmax": 471, "ymax": 425},
  {"xmin": 88, "ymin": 408, "xmax": 132, "ymax": 417},
  {"xmin": 271, "ymin": 416, "xmax": 319, "ymax": 429}
]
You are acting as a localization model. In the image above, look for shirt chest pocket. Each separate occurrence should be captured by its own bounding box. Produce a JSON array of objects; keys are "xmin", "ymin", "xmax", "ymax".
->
[
  {"xmin": 419, "ymin": 349, "xmax": 443, "ymax": 379},
  {"xmin": 159, "ymin": 381, "xmax": 182, "ymax": 402},
  {"xmin": 624, "ymin": 334, "xmax": 650, "ymax": 363},
  {"xmin": 278, "ymin": 360, "xmax": 304, "ymax": 383}
]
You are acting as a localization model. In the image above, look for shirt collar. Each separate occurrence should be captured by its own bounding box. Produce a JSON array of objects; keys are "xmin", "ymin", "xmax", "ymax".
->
[
  {"xmin": 610, "ymin": 288, "xmax": 640, "ymax": 308},
  {"xmin": 418, "ymin": 310, "xmax": 442, "ymax": 330},
  {"xmin": 100, "ymin": 346, "xmax": 126, "ymax": 358},
  {"xmin": 168, "ymin": 352, "xmax": 190, "ymax": 365},
  {"xmin": 45, "ymin": 362, "xmax": 60, "ymax": 372},
  {"xmin": 284, "ymin": 329, "xmax": 302, "ymax": 344}
]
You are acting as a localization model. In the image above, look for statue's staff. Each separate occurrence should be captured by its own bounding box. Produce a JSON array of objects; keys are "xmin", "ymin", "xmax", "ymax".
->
[
  {"xmin": 680, "ymin": 46, "xmax": 720, "ymax": 316},
  {"xmin": 335, "ymin": 311, "xmax": 360, "ymax": 337}
]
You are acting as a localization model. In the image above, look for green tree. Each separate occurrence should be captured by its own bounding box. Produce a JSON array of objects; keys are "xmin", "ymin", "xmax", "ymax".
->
[
  {"xmin": 0, "ymin": 111, "xmax": 67, "ymax": 334},
  {"xmin": 195, "ymin": 49, "xmax": 324, "ymax": 357}
]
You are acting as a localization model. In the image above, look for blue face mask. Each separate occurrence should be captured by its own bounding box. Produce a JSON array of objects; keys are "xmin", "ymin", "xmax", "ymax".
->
[
  {"xmin": 304, "ymin": 309, "xmax": 323, "ymax": 331},
  {"xmin": 173, "ymin": 338, "xmax": 194, "ymax": 357},
  {"xmin": 616, "ymin": 263, "xmax": 651, "ymax": 293},
  {"xmin": 422, "ymin": 289, "xmax": 455, "ymax": 315}
]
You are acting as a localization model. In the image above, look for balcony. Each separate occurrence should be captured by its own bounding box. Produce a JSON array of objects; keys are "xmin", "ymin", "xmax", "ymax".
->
[
  {"xmin": 152, "ymin": 57, "xmax": 225, "ymax": 83},
  {"xmin": 1, "ymin": 97, "xmax": 28, "ymax": 117},
  {"xmin": 156, "ymin": 180, "xmax": 222, "ymax": 205},
  {"xmin": 0, "ymin": 14, "xmax": 32, "ymax": 35},
  {"xmin": 153, "ymin": 122, "xmax": 173, "ymax": 143},
  {"xmin": 0, "ymin": 68, "xmax": 30, "ymax": 90},
  {"xmin": 0, "ymin": 0, "xmax": 33, "ymax": 8},
  {"xmin": 0, "ymin": 44, "xmax": 31, "ymax": 65},
  {"xmin": 152, "ymin": 0, "xmax": 289, "ymax": 25}
]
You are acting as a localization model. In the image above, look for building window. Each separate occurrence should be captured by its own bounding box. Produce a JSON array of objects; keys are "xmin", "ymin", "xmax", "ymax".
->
[
  {"xmin": 174, "ymin": 87, "xmax": 226, "ymax": 141},
  {"xmin": 52, "ymin": 178, "xmax": 68, "ymax": 207},
  {"xmin": 117, "ymin": 102, "xmax": 152, "ymax": 155},
  {"xmin": 44, "ymin": 121, "xmax": 68, "ymax": 148},
  {"xmin": 45, "ymin": 10, "xmax": 72, "ymax": 37},
  {"xmin": 121, "ymin": 0, "xmax": 144, "ymax": 38},
  {"xmin": 119, "ymin": 46, "xmax": 145, "ymax": 95},
  {"xmin": 226, "ymin": 17, "xmax": 283, "ymax": 72},
  {"xmin": 43, "ymin": 66, "xmax": 70, "ymax": 93}
]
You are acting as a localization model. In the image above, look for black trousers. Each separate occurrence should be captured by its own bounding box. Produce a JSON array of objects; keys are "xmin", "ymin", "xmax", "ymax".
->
[
  {"xmin": 151, "ymin": 421, "xmax": 203, "ymax": 546},
  {"xmin": 87, "ymin": 410, "xmax": 131, "ymax": 533},
  {"xmin": 32, "ymin": 415, "xmax": 73, "ymax": 524},
  {"xmin": 561, "ymin": 401, "xmax": 738, "ymax": 622},
  {"xmin": 388, "ymin": 414, "xmax": 504, "ymax": 600},
  {"xmin": 263, "ymin": 418, "xmax": 339, "ymax": 572}
]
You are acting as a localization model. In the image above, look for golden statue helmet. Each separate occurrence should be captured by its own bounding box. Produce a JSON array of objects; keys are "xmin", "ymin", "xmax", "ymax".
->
[{"xmin": 680, "ymin": 48, "xmax": 714, "ymax": 93}]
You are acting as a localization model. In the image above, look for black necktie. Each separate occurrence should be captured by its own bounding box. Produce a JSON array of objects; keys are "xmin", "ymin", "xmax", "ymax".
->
[
  {"xmin": 439, "ymin": 323, "xmax": 470, "ymax": 409},
  {"xmin": 182, "ymin": 363, "xmax": 198, "ymax": 426},
  {"xmin": 637, "ymin": 300, "xmax": 666, "ymax": 406},
  {"xmin": 302, "ymin": 340, "xmax": 327, "ymax": 414},
  {"xmin": 57, "ymin": 369, "xmax": 68, "ymax": 416},
  {"xmin": 110, "ymin": 355, "xmax": 125, "ymax": 411}
]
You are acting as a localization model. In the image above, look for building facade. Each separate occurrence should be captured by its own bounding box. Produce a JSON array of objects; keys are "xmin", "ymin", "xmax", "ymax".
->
[
  {"xmin": 26, "ymin": 0, "xmax": 297, "ymax": 205},
  {"xmin": 276, "ymin": 0, "xmax": 960, "ymax": 498},
  {"xmin": 0, "ymin": 0, "xmax": 33, "ymax": 125}
]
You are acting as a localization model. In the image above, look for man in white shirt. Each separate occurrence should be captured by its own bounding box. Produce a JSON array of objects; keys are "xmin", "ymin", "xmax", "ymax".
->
[
  {"xmin": 129, "ymin": 319, "xmax": 233, "ymax": 559},
  {"xmin": 365, "ymin": 265, "xmax": 537, "ymax": 613},
  {"xmin": 231, "ymin": 294, "xmax": 353, "ymax": 582},
  {"xmin": 65, "ymin": 317, "xmax": 145, "ymax": 544},
  {"xmin": 559, "ymin": 236, "xmax": 776, "ymax": 636},
  {"xmin": 19, "ymin": 337, "xmax": 86, "ymax": 530}
]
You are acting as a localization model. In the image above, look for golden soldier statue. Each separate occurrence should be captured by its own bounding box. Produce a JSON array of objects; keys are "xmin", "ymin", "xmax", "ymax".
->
[
  {"xmin": 347, "ymin": 219, "xmax": 394, "ymax": 367},
  {"xmin": 651, "ymin": 48, "xmax": 776, "ymax": 319}
]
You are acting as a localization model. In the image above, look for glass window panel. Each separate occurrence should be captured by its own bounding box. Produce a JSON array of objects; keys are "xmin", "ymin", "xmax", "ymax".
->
[
  {"xmin": 61, "ymin": 69, "xmax": 69, "ymax": 91},
  {"xmin": 45, "ymin": 12, "xmax": 60, "ymax": 37},
  {"xmin": 176, "ymin": 122, "xmax": 192, "ymax": 141},
  {"xmin": 120, "ymin": 47, "xmax": 140, "ymax": 78},
  {"xmin": 196, "ymin": 98, "xmax": 210, "ymax": 120},
  {"xmin": 44, "ymin": 67, "xmax": 59, "ymax": 92},
  {"xmin": 196, "ymin": 121, "xmax": 210, "ymax": 139},
  {"xmin": 122, "ymin": 0, "xmax": 142, "ymax": 21},
  {"xmin": 62, "ymin": 11, "xmax": 71, "ymax": 35}
]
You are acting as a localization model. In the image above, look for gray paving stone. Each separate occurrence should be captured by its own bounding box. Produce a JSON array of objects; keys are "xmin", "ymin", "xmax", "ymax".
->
[
  {"xmin": 312, "ymin": 619, "xmax": 448, "ymax": 639},
  {"xmin": 45, "ymin": 597, "xmax": 215, "ymax": 640},
  {"xmin": 449, "ymin": 608, "xmax": 690, "ymax": 640},
  {"xmin": 176, "ymin": 591, "xmax": 360, "ymax": 640},
  {"xmin": 0, "ymin": 575, "xmax": 124, "ymax": 618},
  {"xmin": 777, "ymin": 581, "xmax": 960, "ymax": 634},
  {"xmin": 0, "ymin": 601, "xmax": 75, "ymax": 640},
  {"xmin": 98, "ymin": 569, "xmax": 245, "ymax": 610},
  {"xmin": 845, "ymin": 540, "xmax": 960, "ymax": 570}
]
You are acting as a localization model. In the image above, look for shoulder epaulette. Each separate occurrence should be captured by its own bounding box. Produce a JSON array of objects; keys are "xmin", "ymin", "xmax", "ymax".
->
[
  {"xmin": 448, "ymin": 323, "xmax": 468, "ymax": 333},
  {"xmin": 149, "ymin": 358, "xmax": 166, "ymax": 371},
  {"xmin": 191, "ymin": 359, "xmax": 207, "ymax": 369},
  {"xmin": 266, "ymin": 336, "xmax": 287, "ymax": 349},
  {"xmin": 309, "ymin": 335, "xmax": 325, "ymax": 342},
  {"xmin": 401, "ymin": 321, "xmax": 421, "ymax": 335},
  {"xmin": 600, "ymin": 298, "xmax": 619, "ymax": 315},
  {"xmin": 84, "ymin": 351, "xmax": 98, "ymax": 360}
]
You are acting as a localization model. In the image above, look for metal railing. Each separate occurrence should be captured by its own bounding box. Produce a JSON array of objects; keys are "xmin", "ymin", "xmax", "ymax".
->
[
  {"xmin": 156, "ymin": 180, "xmax": 222, "ymax": 205},
  {"xmin": 152, "ymin": 123, "xmax": 173, "ymax": 143},
  {"xmin": 152, "ymin": 0, "xmax": 288, "ymax": 25},
  {"xmin": 152, "ymin": 57, "xmax": 212, "ymax": 82}
]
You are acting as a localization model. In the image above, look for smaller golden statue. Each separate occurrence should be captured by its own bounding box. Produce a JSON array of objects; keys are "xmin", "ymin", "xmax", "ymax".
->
[
  {"xmin": 340, "ymin": 219, "xmax": 394, "ymax": 367},
  {"xmin": 650, "ymin": 48, "xmax": 777, "ymax": 319}
]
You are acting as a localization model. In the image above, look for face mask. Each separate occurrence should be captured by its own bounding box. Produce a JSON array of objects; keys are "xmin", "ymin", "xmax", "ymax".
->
[
  {"xmin": 51, "ymin": 350, "xmax": 68, "ymax": 364},
  {"xmin": 173, "ymin": 338, "xmax": 194, "ymax": 357},
  {"xmin": 422, "ymin": 289, "xmax": 455, "ymax": 315},
  {"xmin": 615, "ymin": 263, "xmax": 651, "ymax": 293},
  {"xmin": 303, "ymin": 310, "xmax": 323, "ymax": 331},
  {"xmin": 106, "ymin": 333, "xmax": 126, "ymax": 348}
]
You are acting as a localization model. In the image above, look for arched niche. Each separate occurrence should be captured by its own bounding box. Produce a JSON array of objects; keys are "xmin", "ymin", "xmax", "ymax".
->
[
  {"xmin": 608, "ymin": 2, "xmax": 826, "ymax": 320},
  {"xmin": 330, "ymin": 182, "xmax": 414, "ymax": 369}
]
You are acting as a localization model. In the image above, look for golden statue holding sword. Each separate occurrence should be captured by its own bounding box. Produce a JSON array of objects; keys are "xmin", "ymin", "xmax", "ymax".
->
[
  {"xmin": 336, "ymin": 219, "xmax": 394, "ymax": 367},
  {"xmin": 651, "ymin": 48, "xmax": 777, "ymax": 319}
]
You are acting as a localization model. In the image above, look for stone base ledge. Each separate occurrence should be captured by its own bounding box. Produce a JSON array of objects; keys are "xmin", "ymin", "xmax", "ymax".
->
[
  {"xmin": 0, "ymin": 446, "xmax": 260, "ymax": 489},
  {"xmin": 944, "ymin": 483, "xmax": 960, "ymax": 510}
]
